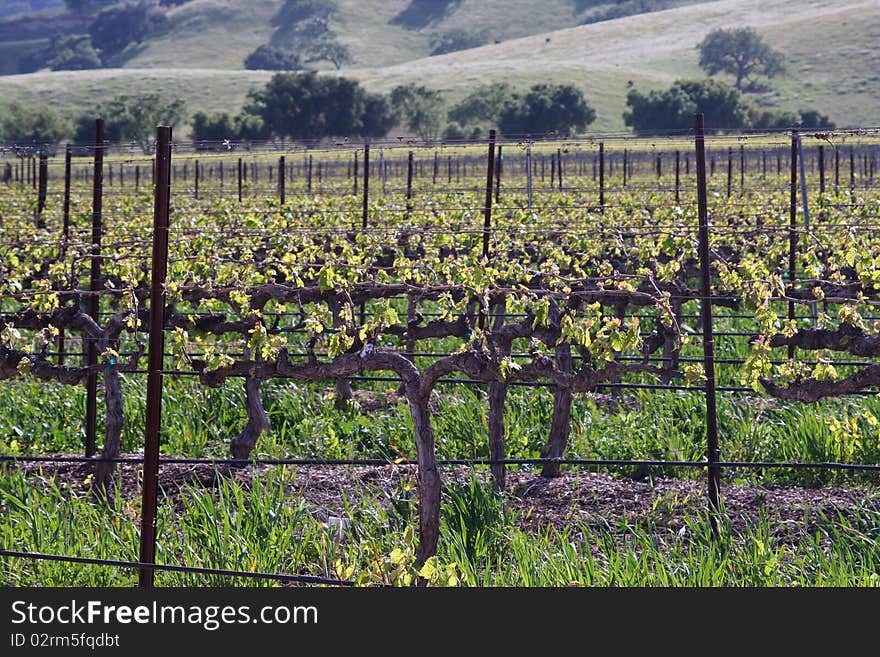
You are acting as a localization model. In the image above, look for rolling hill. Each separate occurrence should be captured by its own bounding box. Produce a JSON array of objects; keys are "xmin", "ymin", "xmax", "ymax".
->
[{"xmin": 0, "ymin": 0, "xmax": 877, "ymax": 134}]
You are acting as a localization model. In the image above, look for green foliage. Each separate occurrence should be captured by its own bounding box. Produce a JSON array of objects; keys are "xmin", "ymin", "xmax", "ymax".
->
[
  {"xmin": 247, "ymin": 72, "xmax": 393, "ymax": 140},
  {"xmin": 244, "ymin": 45, "xmax": 301, "ymax": 71},
  {"xmin": 798, "ymin": 109, "xmax": 835, "ymax": 130},
  {"xmin": 190, "ymin": 110, "xmax": 268, "ymax": 146},
  {"xmin": 498, "ymin": 83, "xmax": 596, "ymax": 137},
  {"xmin": 41, "ymin": 34, "xmax": 101, "ymax": 71},
  {"xmin": 391, "ymin": 0, "xmax": 463, "ymax": 30},
  {"xmin": 274, "ymin": 0, "xmax": 337, "ymax": 25},
  {"xmin": 304, "ymin": 38, "xmax": 352, "ymax": 70},
  {"xmin": 580, "ymin": 0, "xmax": 674, "ymax": 25},
  {"xmin": 390, "ymin": 83, "xmax": 446, "ymax": 140},
  {"xmin": 0, "ymin": 100, "xmax": 70, "ymax": 145},
  {"xmin": 89, "ymin": 1, "xmax": 168, "ymax": 62},
  {"xmin": 749, "ymin": 107, "xmax": 835, "ymax": 131},
  {"xmin": 697, "ymin": 27, "xmax": 785, "ymax": 91},
  {"xmin": 429, "ymin": 29, "xmax": 486, "ymax": 56},
  {"xmin": 447, "ymin": 82, "xmax": 513, "ymax": 128},
  {"xmin": 624, "ymin": 79, "xmax": 750, "ymax": 134},
  {"xmin": 73, "ymin": 94, "xmax": 186, "ymax": 152}
]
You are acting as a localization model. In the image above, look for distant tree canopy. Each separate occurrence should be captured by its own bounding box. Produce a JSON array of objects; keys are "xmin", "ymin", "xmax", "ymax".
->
[
  {"xmin": 0, "ymin": 101, "xmax": 71, "ymax": 146},
  {"xmin": 191, "ymin": 111, "xmax": 267, "ymax": 146},
  {"xmin": 579, "ymin": 0, "xmax": 674, "ymax": 26},
  {"xmin": 42, "ymin": 34, "xmax": 102, "ymax": 71},
  {"xmin": 246, "ymin": 72, "xmax": 394, "ymax": 140},
  {"xmin": 390, "ymin": 84, "xmax": 446, "ymax": 141},
  {"xmin": 89, "ymin": 1, "xmax": 168, "ymax": 62},
  {"xmin": 445, "ymin": 82, "xmax": 595, "ymax": 139},
  {"xmin": 447, "ymin": 82, "xmax": 513, "ymax": 126},
  {"xmin": 429, "ymin": 29, "xmax": 486, "ymax": 56},
  {"xmin": 275, "ymin": 0, "xmax": 338, "ymax": 24},
  {"xmin": 305, "ymin": 38, "xmax": 352, "ymax": 70},
  {"xmin": 624, "ymin": 79, "xmax": 834, "ymax": 133},
  {"xmin": 624, "ymin": 79, "xmax": 749, "ymax": 134},
  {"xmin": 498, "ymin": 83, "xmax": 596, "ymax": 137},
  {"xmin": 244, "ymin": 45, "xmax": 301, "ymax": 71},
  {"xmin": 697, "ymin": 27, "xmax": 785, "ymax": 91},
  {"xmin": 74, "ymin": 94, "xmax": 186, "ymax": 152},
  {"xmin": 391, "ymin": 0, "xmax": 463, "ymax": 29},
  {"xmin": 797, "ymin": 109, "xmax": 835, "ymax": 130},
  {"xmin": 750, "ymin": 107, "xmax": 836, "ymax": 131}
]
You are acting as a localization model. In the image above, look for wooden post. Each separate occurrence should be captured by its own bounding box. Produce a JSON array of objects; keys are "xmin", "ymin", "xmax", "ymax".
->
[
  {"xmin": 85, "ymin": 118, "xmax": 104, "ymax": 458},
  {"xmin": 278, "ymin": 155, "xmax": 285, "ymax": 205},
  {"xmin": 675, "ymin": 150, "xmax": 680, "ymax": 205},
  {"xmin": 36, "ymin": 151, "xmax": 47, "ymax": 228},
  {"xmin": 788, "ymin": 132, "xmax": 799, "ymax": 360},
  {"xmin": 726, "ymin": 147, "xmax": 733, "ymax": 198},
  {"xmin": 480, "ymin": 130, "xmax": 497, "ymax": 331},
  {"xmin": 694, "ymin": 113, "xmax": 722, "ymax": 537},
  {"xmin": 557, "ymin": 148, "xmax": 563, "ymax": 191},
  {"xmin": 405, "ymin": 151, "xmax": 414, "ymax": 218},
  {"xmin": 494, "ymin": 145, "xmax": 502, "ymax": 203},
  {"xmin": 139, "ymin": 125, "xmax": 172, "ymax": 588}
]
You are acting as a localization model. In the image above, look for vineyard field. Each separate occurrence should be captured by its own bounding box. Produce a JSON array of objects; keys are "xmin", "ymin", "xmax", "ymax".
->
[{"xmin": 1, "ymin": 128, "xmax": 880, "ymax": 585}]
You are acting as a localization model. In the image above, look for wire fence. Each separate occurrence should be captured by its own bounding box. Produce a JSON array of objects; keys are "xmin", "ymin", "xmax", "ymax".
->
[{"xmin": 1, "ymin": 121, "xmax": 880, "ymax": 586}]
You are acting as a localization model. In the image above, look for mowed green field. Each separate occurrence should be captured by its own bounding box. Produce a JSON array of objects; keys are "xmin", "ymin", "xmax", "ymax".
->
[{"xmin": 0, "ymin": 0, "xmax": 878, "ymax": 133}]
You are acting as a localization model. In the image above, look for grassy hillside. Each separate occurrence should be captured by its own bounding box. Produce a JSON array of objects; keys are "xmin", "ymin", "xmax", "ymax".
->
[
  {"xmin": 121, "ymin": 0, "xmax": 646, "ymax": 70},
  {"xmin": 0, "ymin": 0, "xmax": 877, "ymax": 134}
]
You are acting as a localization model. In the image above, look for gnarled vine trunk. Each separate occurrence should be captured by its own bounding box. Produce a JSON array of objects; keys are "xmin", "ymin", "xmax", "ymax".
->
[
  {"xmin": 230, "ymin": 376, "xmax": 270, "ymax": 459},
  {"xmin": 94, "ymin": 363, "xmax": 123, "ymax": 498},
  {"xmin": 403, "ymin": 384, "xmax": 440, "ymax": 569},
  {"xmin": 541, "ymin": 343, "xmax": 573, "ymax": 478},
  {"xmin": 488, "ymin": 381, "xmax": 508, "ymax": 490}
]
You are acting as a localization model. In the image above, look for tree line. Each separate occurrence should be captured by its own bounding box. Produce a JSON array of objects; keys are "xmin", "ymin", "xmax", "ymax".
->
[{"xmin": 0, "ymin": 27, "xmax": 836, "ymax": 149}]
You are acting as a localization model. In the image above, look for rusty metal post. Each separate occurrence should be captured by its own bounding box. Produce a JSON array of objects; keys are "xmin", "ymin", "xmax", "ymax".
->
[
  {"xmin": 788, "ymin": 132, "xmax": 798, "ymax": 360},
  {"xmin": 361, "ymin": 144, "xmax": 370, "ymax": 229},
  {"xmin": 353, "ymin": 151, "xmax": 358, "ymax": 196},
  {"xmin": 85, "ymin": 118, "xmax": 104, "ymax": 458},
  {"xmin": 557, "ymin": 148, "xmax": 563, "ymax": 191},
  {"xmin": 478, "ymin": 130, "xmax": 497, "ymax": 332},
  {"xmin": 278, "ymin": 155, "xmax": 285, "ymax": 205},
  {"xmin": 726, "ymin": 147, "xmax": 733, "ymax": 198},
  {"xmin": 36, "ymin": 152, "xmax": 48, "ymax": 228},
  {"xmin": 62, "ymin": 144, "xmax": 72, "ymax": 241},
  {"xmin": 482, "ymin": 130, "xmax": 497, "ymax": 261},
  {"xmin": 139, "ymin": 125, "xmax": 172, "ymax": 588},
  {"xmin": 849, "ymin": 146, "xmax": 855, "ymax": 193},
  {"xmin": 526, "ymin": 142, "xmax": 533, "ymax": 210},
  {"xmin": 237, "ymin": 157, "xmax": 243, "ymax": 202},
  {"xmin": 494, "ymin": 145, "xmax": 503, "ymax": 203},
  {"xmin": 58, "ymin": 144, "xmax": 72, "ymax": 366},
  {"xmin": 598, "ymin": 142, "xmax": 605, "ymax": 211},
  {"xmin": 694, "ymin": 113, "xmax": 722, "ymax": 536},
  {"xmin": 675, "ymin": 150, "xmax": 681, "ymax": 205},
  {"xmin": 405, "ymin": 150, "xmax": 414, "ymax": 218}
]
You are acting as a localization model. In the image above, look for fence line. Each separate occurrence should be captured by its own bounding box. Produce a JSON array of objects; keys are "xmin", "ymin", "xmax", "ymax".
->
[{"xmin": 1, "ymin": 120, "xmax": 879, "ymax": 586}]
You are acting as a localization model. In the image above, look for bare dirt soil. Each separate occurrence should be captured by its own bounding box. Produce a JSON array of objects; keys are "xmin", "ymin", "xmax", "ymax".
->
[{"xmin": 12, "ymin": 456, "xmax": 879, "ymax": 548}]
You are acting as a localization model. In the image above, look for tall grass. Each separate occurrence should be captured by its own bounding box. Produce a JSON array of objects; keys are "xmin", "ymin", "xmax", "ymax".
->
[{"xmin": 3, "ymin": 469, "xmax": 877, "ymax": 586}]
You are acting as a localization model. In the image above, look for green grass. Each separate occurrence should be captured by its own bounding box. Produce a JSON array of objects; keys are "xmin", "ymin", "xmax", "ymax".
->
[
  {"xmin": 1, "ymin": 0, "xmax": 877, "ymax": 134},
  {"xmin": 2, "ymin": 467, "xmax": 878, "ymax": 586}
]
